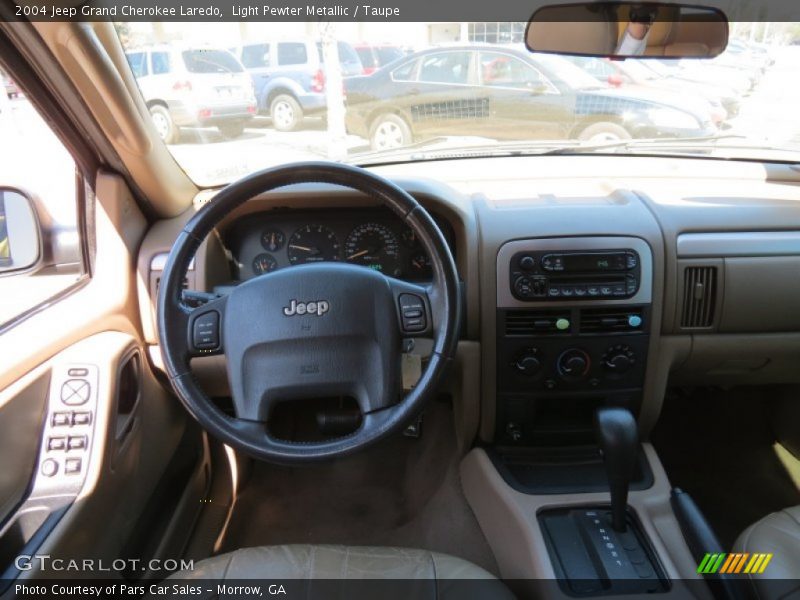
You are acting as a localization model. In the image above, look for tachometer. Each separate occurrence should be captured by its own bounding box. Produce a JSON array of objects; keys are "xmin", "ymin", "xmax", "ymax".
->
[
  {"xmin": 345, "ymin": 222, "xmax": 401, "ymax": 276},
  {"xmin": 287, "ymin": 225, "xmax": 340, "ymax": 265},
  {"xmin": 252, "ymin": 253, "xmax": 278, "ymax": 275}
]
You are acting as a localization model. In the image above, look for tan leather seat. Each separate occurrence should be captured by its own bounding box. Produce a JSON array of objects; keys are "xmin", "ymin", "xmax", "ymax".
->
[
  {"xmin": 166, "ymin": 545, "xmax": 513, "ymax": 599},
  {"xmin": 733, "ymin": 506, "xmax": 800, "ymax": 599}
]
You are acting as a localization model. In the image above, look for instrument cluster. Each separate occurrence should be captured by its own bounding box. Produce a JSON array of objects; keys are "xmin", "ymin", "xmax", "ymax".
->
[{"xmin": 225, "ymin": 208, "xmax": 455, "ymax": 282}]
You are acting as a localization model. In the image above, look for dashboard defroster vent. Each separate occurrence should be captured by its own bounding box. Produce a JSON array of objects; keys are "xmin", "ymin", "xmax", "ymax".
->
[
  {"xmin": 680, "ymin": 266, "xmax": 717, "ymax": 329},
  {"xmin": 579, "ymin": 307, "xmax": 645, "ymax": 333},
  {"xmin": 505, "ymin": 310, "xmax": 572, "ymax": 335}
]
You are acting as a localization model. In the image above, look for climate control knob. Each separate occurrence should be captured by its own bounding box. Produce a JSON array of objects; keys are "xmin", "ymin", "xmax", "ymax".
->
[
  {"xmin": 602, "ymin": 345, "xmax": 636, "ymax": 374},
  {"xmin": 513, "ymin": 349, "xmax": 542, "ymax": 376},
  {"xmin": 557, "ymin": 348, "xmax": 591, "ymax": 380}
]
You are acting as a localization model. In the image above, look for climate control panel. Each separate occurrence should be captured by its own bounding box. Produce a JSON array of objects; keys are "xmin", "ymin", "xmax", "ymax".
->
[{"xmin": 498, "ymin": 323, "xmax": 648, "ymax": 394}]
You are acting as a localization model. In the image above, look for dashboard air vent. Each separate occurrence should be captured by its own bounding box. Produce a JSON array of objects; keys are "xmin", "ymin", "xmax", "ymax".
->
[
  {"xmin": 580, "ymin": 307, "xmax": 645, "ymax": 334},
  {"xmin": 681, "ymin": 266, "xmax": 717, "ymax": 329},
  {"xmin": 505, "ymin": 310, "xmax": 572, "ymax": 335}
]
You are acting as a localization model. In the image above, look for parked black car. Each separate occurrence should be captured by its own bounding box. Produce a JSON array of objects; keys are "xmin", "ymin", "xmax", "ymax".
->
[{"xmin": 344, "ymin": 45, "xmax": 716, "ymax": 150}]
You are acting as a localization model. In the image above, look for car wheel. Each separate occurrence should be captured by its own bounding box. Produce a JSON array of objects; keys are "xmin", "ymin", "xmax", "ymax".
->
[
  {"xmin": 577, "ymin": 122, "xmax": 631, "ymax": 144},
  {"xmin": 218, "ymin": 122, "xmax": 246, "ymax": 139},
  {"xmin": 149, "ymin": 104, "xmax": 178, "ymax": 144},
  {"xmin": 369, "ymin": 114, "xmax": 412, "ymax": 151},
  {"xmin": 270, "ymin": 94, "xmax": 303, "ymax": 132}
]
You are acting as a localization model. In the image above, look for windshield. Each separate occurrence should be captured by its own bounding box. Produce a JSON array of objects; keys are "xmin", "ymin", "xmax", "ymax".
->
[
  {"xmin": 116, "ymin": 22, "xmax": 800, "ymax": 186},
  {"xmin": 532, "ymin": 53, "xmax": 607, "ymax": 90},
  {"xmin": 617, "ymin": 60, "xmax": 660, "ymax": 82}
]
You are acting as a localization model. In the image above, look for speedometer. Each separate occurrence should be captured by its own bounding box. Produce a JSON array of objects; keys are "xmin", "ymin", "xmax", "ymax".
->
[{"xmin": 345, "ymin": 223, "xmax": 401, "ymax": 276}]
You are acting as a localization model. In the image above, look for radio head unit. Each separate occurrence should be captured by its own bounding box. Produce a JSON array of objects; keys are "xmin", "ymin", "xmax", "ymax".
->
[{"xmin": 510, "ymin": 249, "xmax": 641, "ymax": 300}]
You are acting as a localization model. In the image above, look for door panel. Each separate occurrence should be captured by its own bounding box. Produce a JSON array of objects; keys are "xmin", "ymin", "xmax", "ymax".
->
[
  {"xmin": 0, "ymin": 173, "xmax": 198, "ymax": 583},
  {"xmin": 0, "ymin": 367, "xmax": 49, "ymax": 525}
]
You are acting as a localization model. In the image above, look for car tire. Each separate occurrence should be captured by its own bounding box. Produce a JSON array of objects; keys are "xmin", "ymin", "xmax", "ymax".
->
[
  {"xmin": 149, "ymin": 104, "xmax": 178, "ymax": 144},
  {"xmin": 218, "ymin": 121, "xmax": 246, "ymax": 139},
  {"xmin": 270, "ymin": 94, "xmax": 303, "ymax": 132},
  {"xmin": 577, "ymin": 122, "xmax": 631, "ymax": 143},
  {"xmin": 369, "ymin": 113, "xmax": 412, "ymax": 151}
]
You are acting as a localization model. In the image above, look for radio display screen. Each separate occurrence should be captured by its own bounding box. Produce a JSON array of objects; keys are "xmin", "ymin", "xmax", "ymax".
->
[{"xmin": 562, "ymin": 253, "xmax": 626, "ymax": 272}]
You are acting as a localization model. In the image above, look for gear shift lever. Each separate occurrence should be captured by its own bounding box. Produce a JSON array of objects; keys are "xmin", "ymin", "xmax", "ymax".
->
[{"xmin": 595, "ymin": 407, "xmax": 639, "ymax": 532}]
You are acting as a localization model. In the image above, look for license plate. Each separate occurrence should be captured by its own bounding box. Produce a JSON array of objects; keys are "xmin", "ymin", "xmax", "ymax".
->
[{"xmin": 216, "ymin": 87, "xmax": 240, "ymax": 99}]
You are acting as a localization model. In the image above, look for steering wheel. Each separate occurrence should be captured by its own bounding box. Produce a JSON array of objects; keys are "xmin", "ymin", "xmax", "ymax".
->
[{"xmin": 157, "ymin": 162, "xmax": 461, "ymax": 464}]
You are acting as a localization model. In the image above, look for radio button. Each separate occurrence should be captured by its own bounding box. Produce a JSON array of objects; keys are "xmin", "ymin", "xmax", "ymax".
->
[
  {"xmin": 626, "ymin": 252, "xmax": 638, "ymax": 269},
  {"xmin": 561, "ymin": 287, "xmax": 574, "ymax": 297},
  {"xmin": 542, "ymin": 255, "xmax": 564, "ymax": 272},
  {"xmin": 547, "ymin": 287, "xmax": 561, "ymax": 297},
  {"xmin": 519, "ymin": 255, "xmax": 535, "ymax": 271},
  {"xmin": 600, "ymin": 286, "xmax": 613, "ymax": 297},
  {"xmin": 587, "ymin": 286, "xmax": 600, "ymax": 297},
  {"xmin": 574, "ymin": 286, "xmax": 587, "ymax": 297},
  {"xmin": 612, "ymin": 284, "xmax": 627, "ymax": 296},
  {"xmin": 514, "ymin": 276, "xmax": 534, "ymax": 298},
  {"xmin": 532, "ymin": 277, "xmax": 547, "ymax": 296}
]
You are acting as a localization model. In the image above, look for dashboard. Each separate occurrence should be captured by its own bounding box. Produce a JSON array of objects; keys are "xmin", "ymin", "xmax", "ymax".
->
[
  {"xmin": 221, "ymin": 207, "xmax": 455, "ymax": 282},
  {"xmin": 137, "ymin": 155, "xmax": 800, "ymax": 450}
]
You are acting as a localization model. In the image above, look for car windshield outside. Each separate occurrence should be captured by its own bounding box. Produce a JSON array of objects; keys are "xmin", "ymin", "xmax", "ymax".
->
[{"xmin": 115, "ymin": 22, "xmax": 800, "ymax": 186}]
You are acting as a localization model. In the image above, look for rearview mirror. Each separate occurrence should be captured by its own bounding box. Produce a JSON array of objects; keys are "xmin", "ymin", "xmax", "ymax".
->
[
  {"xmin": 0, "ymin": 188, "xmax": 42, "ymax": 274},
  {"xmin": 526, "ymin": 2, "xmax": 729, "ymax": 59}
]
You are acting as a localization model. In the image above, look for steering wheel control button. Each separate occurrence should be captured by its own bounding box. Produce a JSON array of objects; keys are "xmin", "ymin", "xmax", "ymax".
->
[
  {"xmin": 52, "ymin": 412, "xmax": 71, "ymax": 427},
  {"xmin": 41, "ymin": 459, "xmax": 59, "ymax": 477},
  {"xmin": 61, "ymin": 378, "xmax": 91, "ymax": 405},
  {"xmin": 399, "ymin": 294, "xmax": 427, "ymax": 333},
  {"xmin": 64, "ymin": 458, "xmax": 82, "ymax": 475},
  {"xmin": 47, "ymin": 436, "xmax": 67, "ymax": 452},
  {"xmin": 72, "ymin": 411, "xmax": 92, "ymax": 426},
  {"xmin": 192, "ymin": 310, "xmax": 220, "ymax": 351}
]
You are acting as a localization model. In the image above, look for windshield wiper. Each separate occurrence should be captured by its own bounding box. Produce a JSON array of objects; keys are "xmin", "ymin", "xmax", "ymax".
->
[
  {"xmin": 350, "ymin": 138, "xmax": 584, "ymax": 165},
  {"xmin": 538, "ymin": 133, "xmax": 750, "ymax": 155},
  {"xmin": 350, "ymin": 133, "xmax": 795, "ymax": 166}
]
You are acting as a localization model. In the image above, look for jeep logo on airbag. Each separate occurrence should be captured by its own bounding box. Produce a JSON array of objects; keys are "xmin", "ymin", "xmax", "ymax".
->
[{"xmin": 283, "ymin": 299, "xmax": 329, "ymax": 317}]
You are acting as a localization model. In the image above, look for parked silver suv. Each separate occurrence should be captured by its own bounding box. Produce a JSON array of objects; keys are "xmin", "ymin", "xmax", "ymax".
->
[
  {"xmin": 232, "ymin": 39, "xmax": 362, "ymax": 131},
  {"xmin": 125, "ymin": 45, "xmax": 256, "ymax": 143}
]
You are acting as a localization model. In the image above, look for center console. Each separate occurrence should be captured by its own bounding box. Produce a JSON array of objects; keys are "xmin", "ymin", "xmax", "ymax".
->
[
  {"xmin": 472, "ymin": 236, "xmax": 699, "ymax": 597},
  {"xmin": 495, "ymin": 237, "xmax": 653, "ymax": 446}
]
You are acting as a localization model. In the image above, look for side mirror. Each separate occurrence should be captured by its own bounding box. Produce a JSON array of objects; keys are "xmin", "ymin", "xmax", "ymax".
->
[
  {"xmin": 527, "ymin": 81, "xmax": 550, "ymax": 95},
  {"xmin": 0, "ymin": 188, "xmax": 42, "ymax": 274},
  {"xmin": 526, "ymin": 2, "xmax": 729, "ymax": 59}
]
